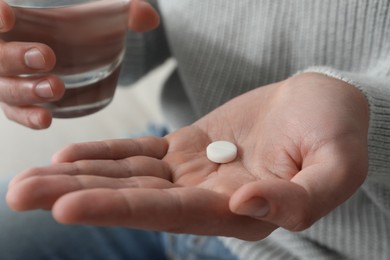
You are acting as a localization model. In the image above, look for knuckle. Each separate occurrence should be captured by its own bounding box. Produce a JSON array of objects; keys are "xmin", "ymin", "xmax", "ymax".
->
[
  {"xmin": 0, "ymin": 42, "xmax": 25, "ymax": 74},
  {"xmin": 0, "ymin": 42, "xmax": 54, "ymax": 75},
  {"xmin": 5, "ymin": 81, "xmax": 23, "ymax": 102},
  {"xmin": 0, "ymin": 44, "xmax": 9, "ymax": 72}
]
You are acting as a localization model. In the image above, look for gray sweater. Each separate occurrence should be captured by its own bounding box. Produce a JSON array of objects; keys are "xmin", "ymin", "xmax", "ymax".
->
[{"xmin": 120, "ymin": 1, "xmax": 390, "ymax": 259}]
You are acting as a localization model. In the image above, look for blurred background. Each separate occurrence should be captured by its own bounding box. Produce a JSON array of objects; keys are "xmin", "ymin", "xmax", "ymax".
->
[{"xmin": 0, "ymin": 59, "xmax": 175, "ymax": 178}]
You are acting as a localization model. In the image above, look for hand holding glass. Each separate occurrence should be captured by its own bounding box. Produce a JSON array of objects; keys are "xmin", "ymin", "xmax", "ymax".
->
[{"xmin": 1, "ymin": 0, "xmax": 130, "ymax": 118}]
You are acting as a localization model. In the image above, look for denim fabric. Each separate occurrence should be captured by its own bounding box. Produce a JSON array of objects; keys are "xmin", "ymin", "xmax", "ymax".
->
[
  {"xmin": 1, "ymin": 180, "xmax": 237, "ymax": 260},
  {"xmin": 1, "ymin": 178, "xmax": 167, "ymax": 260},
  {"xmin": 1, "ymin": 124, "xmax": 237, "ymax": 259},
  {"xmin": 162, "ymin": 233, "xmax": 237, "ymax": 260}
]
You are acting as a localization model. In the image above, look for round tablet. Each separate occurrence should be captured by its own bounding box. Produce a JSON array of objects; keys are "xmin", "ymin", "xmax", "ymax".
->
[{"xmin": 206, "ymin": 141, "xmax": 237, "ymax": 164}]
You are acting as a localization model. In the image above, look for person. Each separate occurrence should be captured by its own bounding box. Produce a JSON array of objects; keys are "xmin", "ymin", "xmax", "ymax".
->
[{"xmin": 1, "ymin": 0, "xmax": 389, "ymax": 259}]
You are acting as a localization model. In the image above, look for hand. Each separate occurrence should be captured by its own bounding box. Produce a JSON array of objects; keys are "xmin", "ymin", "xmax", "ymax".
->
[
  {"xmin": 0, "ymin": 0, "xmax": 159, "ymax": 129},
  {"xmin": 7, "ymin": 73, "xmax": 369, "ymax": 240}
]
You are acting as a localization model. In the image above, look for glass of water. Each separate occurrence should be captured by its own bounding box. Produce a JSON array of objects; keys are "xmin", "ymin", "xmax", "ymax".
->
[{"xmin": 1, "ymin": 0, "xmax": 131, "ymax": 118}]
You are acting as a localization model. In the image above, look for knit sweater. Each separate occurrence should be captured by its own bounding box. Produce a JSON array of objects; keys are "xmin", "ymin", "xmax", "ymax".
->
[{"xmin": 120, "ymin": 1, "xmax": 390, "ymax": 259}]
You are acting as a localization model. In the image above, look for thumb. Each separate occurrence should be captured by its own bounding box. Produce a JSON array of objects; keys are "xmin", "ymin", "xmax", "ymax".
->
[
  {"xmin": 128, "ymin": 0, "xmax": 160, "ymax": 32},
  {"xmin": 0, "ymin": 0, "xmax": 15, "ymax": 32},
  {"xmin": 229, "ymin": 179, "xmax": 314, "ymax": 232},
  {"xmin": 230, "ymin": 156, "xmax": 366, "ymax": 231}
]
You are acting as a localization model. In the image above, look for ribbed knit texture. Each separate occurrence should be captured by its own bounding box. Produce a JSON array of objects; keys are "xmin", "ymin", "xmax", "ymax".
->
[
  {"xmin": 119, "ymin": 0, "xmax": 170, "ymax": 86},
  {"xmin": 124, "ymin": 0, "xmax": 390, "ymax": 259},
  {"xmin": 159, "ymin": 0, "xmax": 389, "ymax": 116}
]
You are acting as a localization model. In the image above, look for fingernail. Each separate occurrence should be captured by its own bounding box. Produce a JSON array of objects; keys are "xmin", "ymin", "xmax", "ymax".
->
[
  {"xmin": 30, "ymin": 114, "xmax": 44, "ymax": 129},
  {"xmin": 235, "ymin": 198, "xmax": 270, "ymax": 219},
  {"xmin": 24, "ymin": 48, "xmax": 46, "ymax": 69},
  {"xmin": 35, "ymin": 80, "xmax": 54, "ymax": 98}
]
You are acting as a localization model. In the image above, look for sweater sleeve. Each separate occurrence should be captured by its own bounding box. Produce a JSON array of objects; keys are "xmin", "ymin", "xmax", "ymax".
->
[
  {"xmin": 118, "ymin": 0, "xmax": 171, "ymax": 86},
  {"xmin": 302, "ymin": 66, "xmax": 390, "ymax": 215}
]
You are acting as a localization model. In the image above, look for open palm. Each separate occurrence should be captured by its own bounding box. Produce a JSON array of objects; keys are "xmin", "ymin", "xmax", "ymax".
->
[{"xmin": 7, "ymin": 73, "xmax": 369, "ymax": 240}]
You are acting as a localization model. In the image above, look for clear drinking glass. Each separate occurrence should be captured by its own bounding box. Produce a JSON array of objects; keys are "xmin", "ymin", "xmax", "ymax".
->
[{"xmin": 1, "ymin": 0, "xmax": 131, "ymax": 118}]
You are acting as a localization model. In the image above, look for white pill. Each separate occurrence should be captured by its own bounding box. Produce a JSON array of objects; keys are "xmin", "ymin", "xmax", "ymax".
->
[{"xmin": 206, "ymin": 141, "xmax": 237, "ymax": 164}]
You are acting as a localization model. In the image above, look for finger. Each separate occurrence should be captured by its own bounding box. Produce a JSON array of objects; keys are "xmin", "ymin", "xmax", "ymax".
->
[
  {"xmin": 10, "ymin": 156, "xmax": 172, "ymax": 186},
  {"xmin": 52, "ymin": 187, "xmax": 277, "ymax": 240},
  {"xmin": 230, "ymin": 159, "xmax": 367, "ymax": 231},
  {"xmin": 231, "ymin": 132, "xmax": 368, "ymax": 231},
  {"xmin": 1, "ymin": 102, "xmax": 52, "ymax": 129},
  {"xmin": 52, "ymin": 136, "xmax": 169, "ymax": 163},
  {"xmin": 7, "ymin": 175, "xmax": 176, "ymax": 211},
  {"xmin": 128, "ymin": 0, "xmax": 160, "ymax": 32},
  {"xmin": 0, "ymin": 75, "xmax": 64, "ymax": 105},
  {"xmin": 0, "ymin": 41, "xmax": 56, "ymax": 74},
  {"xmin": 0, "ymin": 1, "xmax": 15, "ymax": 32},
  {"xmin": 230, "ymin": 179, "xmax": 311, "ymax": 231}
]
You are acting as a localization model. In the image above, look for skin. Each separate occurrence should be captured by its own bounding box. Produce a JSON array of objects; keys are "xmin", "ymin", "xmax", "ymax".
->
[
  {"xmin": 7, "ymin": 72, "xmax": 370, "ymax": 241},
  {"xmin": 0, "ymin": 0, "xmax": 159, "ymax": 129}
]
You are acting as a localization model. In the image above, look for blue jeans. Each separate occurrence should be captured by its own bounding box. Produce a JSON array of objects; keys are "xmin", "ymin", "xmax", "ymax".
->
[{"xmin": 1, "ymin": 178, "xmax": 237, "ymax": 260}]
